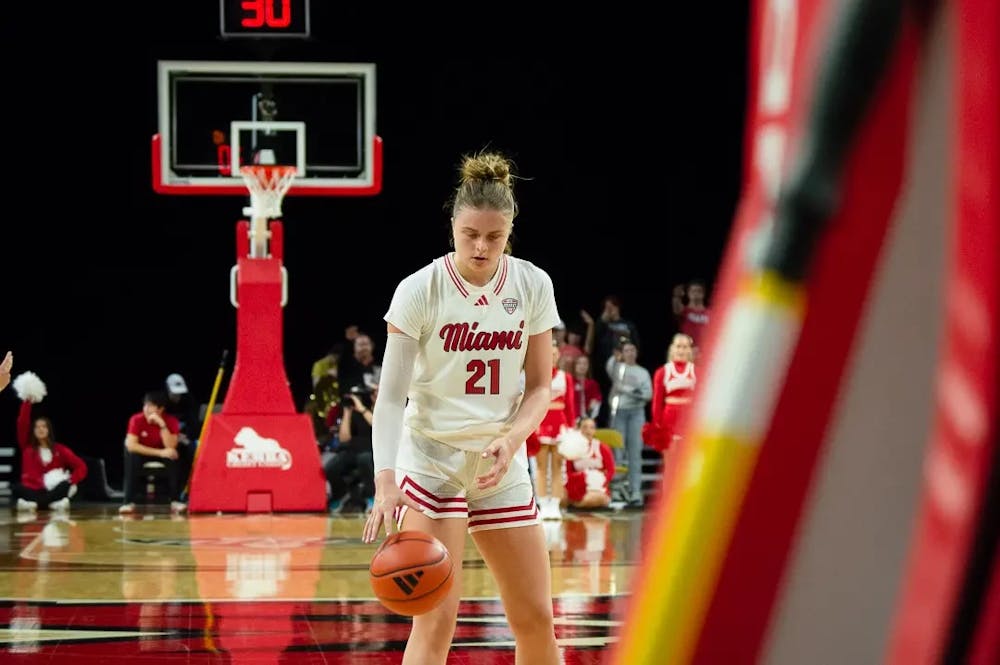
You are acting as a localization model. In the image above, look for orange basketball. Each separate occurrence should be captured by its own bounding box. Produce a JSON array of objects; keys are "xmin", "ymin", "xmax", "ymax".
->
[{"xmin": 369, "ymin": 530, "xmax": 454, "ymax": 616}]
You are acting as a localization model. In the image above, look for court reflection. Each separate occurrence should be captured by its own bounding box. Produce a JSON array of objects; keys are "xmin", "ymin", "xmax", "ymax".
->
[
  {"xmin": 121, "ymin": 553, "xmax": 182, "ymax": 652},
  {"xmin": 190, "ymin": 513, "xmax": 329, "ymax": 662},
  {"xmin": 0, "ymin": 507, "xmax": 645, "ymax": 662},
  {"xmin": 189, "ymin": 513, "xmax": 327, "ymax": 599},
  {"xmin": 19, "ymin": 514, "xmax": 87, "ymax": 563},
  {"xmin": 11, "ymin": 514, "xmax": 87, "ymax": 601},
  {"xmin": 6, "ymin": 514, "xmax": 88, "ymax": 656},
  {"xmin": 547, "ymin": 512, "xmax": 645, "ymax": 598}
]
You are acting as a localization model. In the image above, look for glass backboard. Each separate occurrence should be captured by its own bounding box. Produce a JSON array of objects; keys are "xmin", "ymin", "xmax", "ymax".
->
[{"xmin": 153, "ymin": 60, "xmax": 381, "ymax": 196}]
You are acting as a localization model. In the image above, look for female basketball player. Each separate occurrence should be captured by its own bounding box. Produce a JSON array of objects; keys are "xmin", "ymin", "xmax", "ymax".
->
[{"xmin": 362, "ymin": 150, "xmax": 562, "ymax": 665}]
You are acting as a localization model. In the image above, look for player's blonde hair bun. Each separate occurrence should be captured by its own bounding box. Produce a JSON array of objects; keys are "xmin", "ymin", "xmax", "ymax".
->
[{"xmin": 460, "ymin": 151, "xmax": 512, "ymax": 187}]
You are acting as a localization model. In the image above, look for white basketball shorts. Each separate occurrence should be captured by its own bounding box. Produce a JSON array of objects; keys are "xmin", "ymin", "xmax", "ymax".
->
[{"xmin": 395, "ymin": 428, "xmax": 539, "ymax": 533}]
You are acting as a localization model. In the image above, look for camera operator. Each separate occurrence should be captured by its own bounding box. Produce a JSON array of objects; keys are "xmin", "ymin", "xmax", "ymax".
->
[{"xmin": 322, "ymin": 384, "xmax": 377, "ymax": 513}]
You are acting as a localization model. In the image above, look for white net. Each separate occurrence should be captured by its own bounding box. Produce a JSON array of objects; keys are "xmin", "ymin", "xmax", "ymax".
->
[{"xmin": 240, "ymin": 165, "xmax": 297, "ymax": 219}]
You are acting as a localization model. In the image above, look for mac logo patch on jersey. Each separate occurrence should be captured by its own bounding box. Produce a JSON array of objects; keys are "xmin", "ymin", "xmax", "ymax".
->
[{"xmin": 502, "ymin": 298, "xmax": 519, "ymax": 314}]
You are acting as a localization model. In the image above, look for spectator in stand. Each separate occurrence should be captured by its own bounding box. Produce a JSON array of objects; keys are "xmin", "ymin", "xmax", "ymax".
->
[
  {"xmin": 312, "ymin": 320, "xmax": 360, "ymax": 392},
  {"xmin": 338, "ymin": 333, "xmax": 382, "ymax": 395},
  {"xmin": 605, "ymin": 341, "xmax": 652, "ymax": 509},
  {"xmin": 592, "ymin": 296, "xmax": 642, "ymax": 373},
  {"xmin": 553, "ymin": 320, "xmax": 568, "ymax": 349},
  {"xmin": 579, "ymin": 308, "xmax": 597, "ymax": 355},
  {"xmin": 589, "ymin": 296, "xmax": 642, "ymax": 425},
  {"xmin": 11, "ymin": 370, "xmax": 88, "ymax": 513},
  {"xmin": 311, "ymin": 343, "xmax": 343, "ymax": 389},
  {"xmin": 164, "ymin": 373, "xmax": 200, "ymax": 498},
  {"xmin": 672, "ymin": 280, "xmax": 711, "ymax": 354},
  {"xmin": 571, "ymin": 355, "xmax": 603, "ymax": 423},
  {"xmin": 310, "ymin": 343, "xmax": 343, "ymax": 448},
  {"xmin": 558, "ymin": 330, "xmax": 583, "ymax": 371},
  {"xmin": 343, "ymin": 323, "xmax": 361, "ymax": 347}
]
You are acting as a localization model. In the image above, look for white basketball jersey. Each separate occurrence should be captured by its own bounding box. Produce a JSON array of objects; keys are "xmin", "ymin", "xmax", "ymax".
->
[{"xmin": 385, "ymin": 253, "xmax": 561, "ymax": 451}]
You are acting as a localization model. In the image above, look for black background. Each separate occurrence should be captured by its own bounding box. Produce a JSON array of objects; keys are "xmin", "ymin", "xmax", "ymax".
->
[{"xmin": 1, "ymin": 2, "xmax": 750, "ymax": 482}]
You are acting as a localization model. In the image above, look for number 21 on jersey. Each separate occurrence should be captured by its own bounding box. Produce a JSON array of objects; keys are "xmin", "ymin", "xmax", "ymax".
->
[{"xmin": 466, "ymin": 359, "xmax": 500, "ymax": 395}]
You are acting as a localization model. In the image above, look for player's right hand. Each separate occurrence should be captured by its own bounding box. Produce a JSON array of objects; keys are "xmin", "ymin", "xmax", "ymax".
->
[
  {"xmin": 363, "ymin": 471, "xmax": 423, "ymax": 544},
  {"xmin": 0, "ymin": 351, "xmax": 12, "ymax": 392}
]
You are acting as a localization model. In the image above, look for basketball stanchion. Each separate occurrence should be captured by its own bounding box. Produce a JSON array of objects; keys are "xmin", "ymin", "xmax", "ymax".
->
[
  {"xmin": 152, "ymin": 62, "xmax": 382, "ymax": 514},
  {"xmin": 183, "ymin": 350, "xmax": 229, "ymax": 498},
  {"xmin": 186, "ymin": 160, "xmax": 327, "ymax": 513}
]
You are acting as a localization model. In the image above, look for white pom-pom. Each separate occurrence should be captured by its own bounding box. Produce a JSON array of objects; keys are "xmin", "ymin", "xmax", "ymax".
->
[
  {"xmin": 43, "ymin": 468, "xmax": 70, "ymax": 491},
  {"xmin": 584, "ymin": 468, "xmax": 607, "ymax": 491},
  {"xmin": 557, "ymin": 428, "xmax": 589, "ymax": 461},
  {"xmin": 13, "ymin": 371, "xmax": 47, "ymax": 403}
]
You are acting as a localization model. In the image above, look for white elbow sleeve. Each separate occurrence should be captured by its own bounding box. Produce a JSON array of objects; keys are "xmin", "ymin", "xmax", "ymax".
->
[{"xmin": 372, "ymin": 332, "xmax": 419, "ymax": 474}]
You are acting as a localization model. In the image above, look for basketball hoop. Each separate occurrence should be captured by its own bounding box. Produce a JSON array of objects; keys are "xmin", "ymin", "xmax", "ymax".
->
[{"xmin": 240, "ymin": 164, "xmax": 297, "ymax": 219}]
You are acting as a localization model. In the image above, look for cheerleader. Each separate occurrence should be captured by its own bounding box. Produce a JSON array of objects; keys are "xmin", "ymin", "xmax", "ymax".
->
[
  {"xmin": 649, "ymin": 333, "xmax": 697, "ymax": 453},
  {"xmin": 562, "ymin": 418, "xmax": 615, "ymax": 509},
  {"xmin": 531, "ymin": 339, "xmax": 577, "ymax": 519},
  {"xmin": 11, "ymin": 371, "xmax": 88, "ymax": 513},
  {"xmin": 645, "ymin": 334, "xmax": 697, "ymax": 497}
]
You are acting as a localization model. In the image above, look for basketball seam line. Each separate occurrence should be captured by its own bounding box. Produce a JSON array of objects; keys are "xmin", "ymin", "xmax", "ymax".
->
[{"xmin": 370, "ymin": 551, "xmax": 449, "ymax": 578}]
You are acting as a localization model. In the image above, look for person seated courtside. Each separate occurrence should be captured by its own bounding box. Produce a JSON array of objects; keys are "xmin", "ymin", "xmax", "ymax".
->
[{"xmin": 119, "ymin": 391, "xmax": 186, "ymax": 515}]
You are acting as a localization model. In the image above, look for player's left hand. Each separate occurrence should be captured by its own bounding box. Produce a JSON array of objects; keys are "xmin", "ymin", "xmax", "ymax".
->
[{"xmin": 476, "ymin": 436, "xmax": 515, "ymax": 490}]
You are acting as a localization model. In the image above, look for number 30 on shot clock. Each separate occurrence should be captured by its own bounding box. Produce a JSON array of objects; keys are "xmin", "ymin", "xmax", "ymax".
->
[{"xmin": 220, "ymin": 0, "xmax": 310, "ymax": 38}]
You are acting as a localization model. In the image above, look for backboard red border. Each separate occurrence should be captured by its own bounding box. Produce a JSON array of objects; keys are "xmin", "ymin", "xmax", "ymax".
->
[
  {"xmin": 151, "ymin": 133, "xmax": 383, "ymax": 196},
  {"xmin": 153, "ymin": 60, "xmax": 380, "ymax": 197}
]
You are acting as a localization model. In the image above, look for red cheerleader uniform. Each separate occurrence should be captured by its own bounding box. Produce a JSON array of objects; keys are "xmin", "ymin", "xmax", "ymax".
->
[
  {"xmin": 527, "ymin": 366, "xmax": 577, "ymax": 457},
  {"xmin": 563, "ymin": 438, "xmax": 615, "ymax": 503},
  {"xmin": 648, "ymin": 361, "xmax": 696, "ymax": 452}
]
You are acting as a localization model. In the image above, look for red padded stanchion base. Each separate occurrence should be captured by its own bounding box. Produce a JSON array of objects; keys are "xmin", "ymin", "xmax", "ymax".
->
[{"xmin": 188, "ymin": 414, "xmax": 327, "ymax": 513}]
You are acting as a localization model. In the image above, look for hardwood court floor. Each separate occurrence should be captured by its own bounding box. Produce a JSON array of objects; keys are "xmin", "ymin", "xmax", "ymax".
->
[{"xmin": 0, "ymin": 503, "xmax": 648, "ymax": 663}]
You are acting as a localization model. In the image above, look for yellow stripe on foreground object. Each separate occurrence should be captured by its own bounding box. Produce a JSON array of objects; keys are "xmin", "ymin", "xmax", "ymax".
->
[{"xmin": 613, "ymin": 273, "xmax": 805, "ymax": 665}]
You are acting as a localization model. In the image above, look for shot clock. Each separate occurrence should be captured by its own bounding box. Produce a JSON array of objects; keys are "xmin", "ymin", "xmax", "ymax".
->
[{"xmin": 219, "ymin": 0, "xmax": 310, "ymax": 38}]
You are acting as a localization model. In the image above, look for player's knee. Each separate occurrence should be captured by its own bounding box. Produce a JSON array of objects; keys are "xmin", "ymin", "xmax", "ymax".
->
[
  {"xmin": 412, "ymin": 596, "xmax": 460, "ymax": 644},
  {"xmin": 507, "ymin": 598, "xmax": 555, "ymax": 639},
  {"xmin": 410, "ymin": 622, "xmax": 457, "ymax": 657}
]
